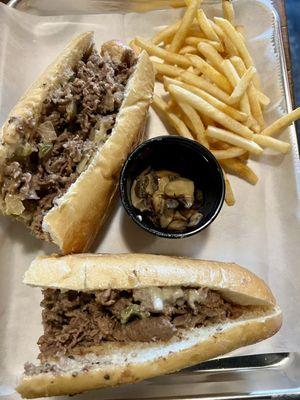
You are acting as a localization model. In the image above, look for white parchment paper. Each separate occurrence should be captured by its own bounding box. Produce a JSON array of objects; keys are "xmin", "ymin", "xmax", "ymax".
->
[{"xmin": 0, "ymin": 1, "xmax": 299, "ymax": 398}]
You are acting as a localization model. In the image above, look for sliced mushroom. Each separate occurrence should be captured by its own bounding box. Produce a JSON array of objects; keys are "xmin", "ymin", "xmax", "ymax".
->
[
  {"xmin": 164, "ymin": 178, "xmax": 194, "ymax": 208},
  {"xmin": 156, "ymin": 170, "xmax": 179, "ymax": 179},
  {"xmin": 131, "ymin": 180, "xmax": 151, "ymax": 212},
  {"xmin": 168, "ymin": 219, "xmax": 188, "ymax": 231},
  {"xmin": 173, "ymin": 210, "xmax": 187, "ymax": 222},
  {"xmin": 152, "ymin": 192, "xmax": 165, "ymax": 215},
  {"xmin": 145, "ymin": 171, "xmax": 158, "ymax": 196},
  {"xmin": 159, "ymin": 208, "xmax": 174, "ymax": 228},
  {"xmin": 157, "ymin": 176, "xmax": 170, "ymax": 193},
  {"xmin": 188, "ymin": 211, "xmax": 203, "ymax": 227},
  {"xmin": 165, "ymin": 199, "xmax": 179, "ymax": 209}
]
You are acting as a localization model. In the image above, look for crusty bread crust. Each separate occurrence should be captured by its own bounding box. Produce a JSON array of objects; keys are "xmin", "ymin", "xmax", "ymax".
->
[
  {"xmin": 0, "ymin": 32, "xmax": 94, "ymax": 148},
  {"xmin": 0, "ymin": 33, "xmax": 154, "ymax": 254},
  {"xmin": 43, "ymin": 49, "xmax": 154, "ymax": 254},
  {"xmin": 16, "ymin": 307, "xmax": 282, "ymax": 399},
  {"xmin": 24, "ymin": 253, "xmax": 276, "ymax": 306}
]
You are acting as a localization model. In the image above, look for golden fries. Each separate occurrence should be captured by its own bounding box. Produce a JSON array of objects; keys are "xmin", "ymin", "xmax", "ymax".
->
[
  {"xmin": 222, "ymin": 0, "xmax": 235, "ymax": 25},
  {"xmin": 164, "ymin": 77, "xmax": 248, "ymax": 122},
  {"xmin": 179, "ymin": 70, "xmax": 231, "ymax": 103},
  {"xmin": 179, "ymin": 45, "xmax": 198, "ymax": 55},
  {"xmin": 135, "ymin": 37, "xmax": 191, "ymax": 68},
  {"xmin": 151, "ymin": 20, "xmax": 181, "ymax": 45},
  {"xmin": 197, "ymin": 9, "xmax": 220, "ymax": 43},
  {"xmin": 228, "ymin": 66, "xmax": 256, "ymax": 105},
  {"xmin": 188, "ymin": 55, "xmax": 232, "ymax": 93},
  {"xmin": 169, "ymin": 84, "xmax": 254, "ymax": 139},
  {"xmin": 185, "ymin": 37, "xmax": 223, "ymax": 51},
  {"xmin": 214, "ymin": 17, "xmax": 260, "ymax": 88},
  {"xmin": 169, "ymin": 0, "xmax": 201, "ymax": 53},
  {"xmin": 153, "ymin": 61, "xmax": 184, "ymax": 77},
  {"xmin": 133, "ymin": 0, "xmax": 299, "ymax": 206},
  {"xmin": 212, "ymin": 147, "xmax": 247, "ymax": 160},
  {"xmin": 197, "ymin": 42, "xmax": 225, "ymax": 73},
  {"xmin": 253, "ymin": 134, "xmax": 291, "ymax": 154},
  {"xmin": 261, "ymin": 108, "xmax": 300, "ymax": 137},
  {"xmin": 221, "ymin": 159, "xmax": 258, "ymax": 185},
  {"xmin": 206, "ymin": 126, "xmax": 262, "ymax": 155},
  {"xmin": 222, "ymin": 170, "xmax": 235, "ymax": 206},
  {"xmin": 152, "ymin": 95, "xmax": 194, "ymax": 140},
  {"xmin": 175, "ymin": 101, "xmax": 209, "ymax": 147}
]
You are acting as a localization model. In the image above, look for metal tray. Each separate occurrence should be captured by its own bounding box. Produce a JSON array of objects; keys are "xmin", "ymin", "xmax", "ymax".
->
[{"xmin": 1, "ymin": 1, "xmax": 300, "ymax": 399}]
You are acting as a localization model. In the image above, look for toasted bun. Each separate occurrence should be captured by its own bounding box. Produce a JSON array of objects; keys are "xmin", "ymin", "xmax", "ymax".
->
[
  {"xmin": 1, "ymin": 32, "xmax": 94, "ymax": 148},
  {"xmin": 17, "ymin": 306, "xmax": 282, "ymax": 398},
  {"xmin": 0, "ymin": 33, "xmax": 154, "ymax": 254},
  {"xmin": 24, "ymin": 253, "xmax": 276, "ymax": 306}
]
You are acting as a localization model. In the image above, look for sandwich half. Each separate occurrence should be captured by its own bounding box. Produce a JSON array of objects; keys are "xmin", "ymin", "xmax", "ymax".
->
[
  {"xmin": 0, "ymin": 33, "xmax": 154, "ymax": 253},
  {"xmin": 17, "ymin": 253, "xmax": 282, "ymax": 398}
]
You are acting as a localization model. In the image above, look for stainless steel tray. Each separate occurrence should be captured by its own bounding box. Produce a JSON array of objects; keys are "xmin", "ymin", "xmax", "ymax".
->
[{"xmin": 1, "ymin": 1, "xmax": 300, "ymax": 399}]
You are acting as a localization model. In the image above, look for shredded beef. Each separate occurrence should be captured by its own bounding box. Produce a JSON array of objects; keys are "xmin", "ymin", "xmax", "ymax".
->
[
  {"xmin": 1, "ymin": 44, "xmax": 137, "ymax": 239},
  {"xmin": 37, "ymin": 286, "xmax": 244, "ymax": 361}
]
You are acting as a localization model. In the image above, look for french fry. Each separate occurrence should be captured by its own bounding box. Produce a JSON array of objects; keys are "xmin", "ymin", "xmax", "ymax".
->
[
  {"xmin": 221, "ymin": 59, "xmax": 239, "ymax": 85},
  {"xmin": 248, "ymin": 85, "xmax": 265, "ymax": 129},
  {"xmin": 179, "ymin": 70, "xmax": 231, "ymax": 103},
  {"xmin": 179, "ymin": 45, "xmax": 198, "ymax": 55},
  {"xmin": 222, "ymin": 0, "xmax": 235, "ymax": 25},
  {"xmin": 229, "ymin": 56, "xmax": 264, "ymax": 128},
  {"xmin": 164, "ymin": 77, "xmax": 248, "ymax": 122},
  {"xmin": 197, "ymin": 9, "xmax": 220, "ymax": 43},
  {"xmin": 169, "ymin": 0, "xmax": 201, "ymax": 53},
  {"xmin": 188, "ymin": 54, "xmax": 232, "ymax": 93},
  {"xmin": 153, "ymin": 61, "xmax": 184, "ymax": 77},
  {"xmin": 222, "ymin": 59, "xmax": 257, "ymax": 128},
  {"xmin": 185, "ymin": 37, "xmax": 223, "ymax": 51},
  {"xmin": 261, "ymin": 108, "xmax": 300, "ymax": 137},
  {"xmin": 230, "ymin": 56, "xmax": 270, "ymax": 106},
  {"xmin": 211, "ymin": 141, "xmax": 230, "ymax": 150},
  {"xmin": 188, "ymin": 28, "xmax": 206, "ymax": 38},
  {"xmin": 128, "ymin": 39, "xmax": 142, "ymax": 55},
  {"xmin": 152, "ymin": 95, "xmax": 194, "ymax": 140},
  {"xmin": 214, "ymin": 17, "xmax": 261, "ymax": 88},
  {"xmin": 220, "ymin": 158, "xmax": 258, "ymax": 185},
  {"xmin": 253, "ymin": 134, "xmax": 291, "ymax": 153},
  {"xmin": 212, "ymin": 147, "xmax": 247, "ymax": 160},
  {"xmin": 254, "ymin": 89, "xmax": 270, "ymax": 106},
  {"xmin": 223, "ymin": 35, "xmax": 239, "ymax": 57},
  {"xmin": 169, "ymin": 84, "xmax": 254, "ymax": 139},
  {"xmin": 228, "ymin": 66, "xmax": 256, "ymax": 105},
  {"xmin": 222, "ymin": 170, "xmax": 235, "ymax": 206},
  {"xmin": 151, "ymin": 20, "xmax": 181, "ymax": 45},
  {"xmin": 200, "ymin": 114, "xmax": 215, "ymax": 127},
  {"xmin": 175, "ymin": 101, "xmax": 209, "ymax": 147},
  {"xmin": 209, "ymin": 20, "xmax": 225, "ymax": 41},
  {"xmin": 197, "ymin": 42, "xmax": 225, "ymax": 74},
  {"xmin": 134, "ymin": 37, "xmax": 191, "ymax": 68},
  {"xmin": 206, "ymin": 126, "xmax": 262, "ymax": 155}
]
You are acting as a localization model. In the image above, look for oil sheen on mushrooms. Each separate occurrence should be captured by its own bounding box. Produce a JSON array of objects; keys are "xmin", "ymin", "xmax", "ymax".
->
[{"xmin": 131, "ymin": 168, "xmax": 203, "ymax": 231}]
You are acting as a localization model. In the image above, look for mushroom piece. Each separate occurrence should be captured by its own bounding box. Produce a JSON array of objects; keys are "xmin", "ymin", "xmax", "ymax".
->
[
  {"xmin": 164, "ymin": 178, "xmax": 194, "ymax": 209},
  {"xmin": 188, "ymin": 211, "xmax": 203, "ymax": 227},
  {"xmin": 159, "ymin": 208, "xmax": 175, "ymax": 228},
  {"xmin": 168, "ymin": 219, "xmax": 188, "ymax": 231},
  {"xmin": 156, "ymin": 170, "xmax": 179, "ymax": 179},
  {"xmin": 152, "ymin": 192, "xmax": 165, "ymax": 215},
  {"xmin": 131, "ymin": 180, "xmax": 151, "ymax": 212}
]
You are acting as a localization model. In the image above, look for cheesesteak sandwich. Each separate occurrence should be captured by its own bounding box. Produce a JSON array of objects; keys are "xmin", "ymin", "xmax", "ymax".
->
[
  {"xmin": 17, "ymin": 253, "xmax": 282, "ymax": 398},
  {"xmin": 0, "ymin": 32, "xmax": 154, "ymax": 253}
]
